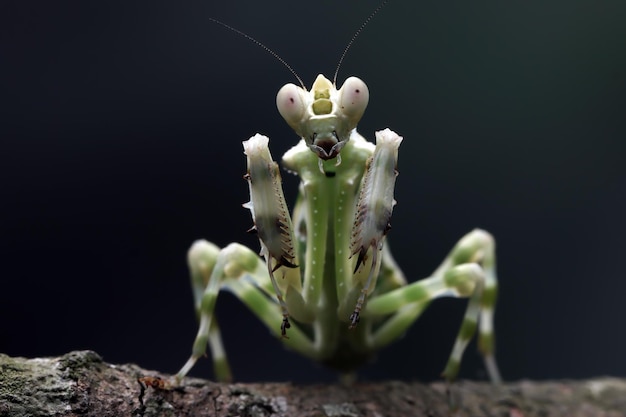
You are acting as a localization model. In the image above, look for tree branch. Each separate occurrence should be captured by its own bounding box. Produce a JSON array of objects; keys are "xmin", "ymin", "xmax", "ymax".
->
[{"xmin": 1, "ymin": 350, "xmax": 625, "ymax": 417}]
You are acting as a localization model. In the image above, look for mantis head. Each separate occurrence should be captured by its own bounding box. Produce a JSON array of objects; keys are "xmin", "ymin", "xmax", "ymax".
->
[{"xmin": 277, "ymin": 74, "xmax": 369, "ymax": 161}]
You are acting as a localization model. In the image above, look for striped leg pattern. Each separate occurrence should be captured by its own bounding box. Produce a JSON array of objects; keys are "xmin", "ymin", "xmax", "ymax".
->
[
  {"xmin": 364, "ymin": 229, "xmax": 501, "ymax": 383},
  {"xmin": 175, "ymin": 240, "xmax": 315, "ymax": 384}
]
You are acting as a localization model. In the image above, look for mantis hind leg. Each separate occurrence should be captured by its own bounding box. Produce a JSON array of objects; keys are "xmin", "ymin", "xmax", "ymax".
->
[
  {"xmin": 175, "ymin": 240, "xmax": 316, "ymax": 384},
  {"xmin": 364, "ymin": 229, "xmax": 501, "ymax": 383}
]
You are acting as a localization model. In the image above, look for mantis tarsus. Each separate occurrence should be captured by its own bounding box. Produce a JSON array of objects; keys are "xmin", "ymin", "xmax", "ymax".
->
[{"xmin": 174, "ymin": 5, "xmax": 502, "ymax": 385}]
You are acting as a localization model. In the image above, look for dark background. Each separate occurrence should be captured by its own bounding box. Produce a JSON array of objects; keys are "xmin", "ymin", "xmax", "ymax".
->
[{"xmin": 1, "ymin": 0, "xmax": 625, "ymax": 383}]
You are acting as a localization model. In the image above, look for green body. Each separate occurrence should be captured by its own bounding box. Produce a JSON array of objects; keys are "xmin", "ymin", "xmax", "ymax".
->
[{"xmin": 174, "ymin": 75, "xmax": 502, "ymax": 384}]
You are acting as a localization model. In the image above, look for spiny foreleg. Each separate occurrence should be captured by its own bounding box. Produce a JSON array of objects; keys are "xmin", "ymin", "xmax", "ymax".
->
[
  {"xmin": 243, "ymin": 134, "xmax": 300, "ymax": 336},
  {"xmin": 349, "ymin": 128, "xmax": 403, "ymax": 328}
]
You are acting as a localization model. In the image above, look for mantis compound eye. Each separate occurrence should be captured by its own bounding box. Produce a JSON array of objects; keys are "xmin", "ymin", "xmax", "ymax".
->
[
  {"xmin": 276, "ymin": 83, "xmax": 307, "ymax": 135},
  {"xmin": 338, "ymin": 76, "xmax": 369, "ymax": 129}
]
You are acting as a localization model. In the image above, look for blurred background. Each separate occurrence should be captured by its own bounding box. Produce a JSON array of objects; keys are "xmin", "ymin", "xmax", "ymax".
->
[{"xmin": 1, "ymin": 0, "xmax": 625, "ymax": 383}]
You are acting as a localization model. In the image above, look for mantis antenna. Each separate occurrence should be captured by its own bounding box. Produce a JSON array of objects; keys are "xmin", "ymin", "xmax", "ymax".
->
[
  {"xmin": 332, "ymin": 0, "xmax": 390, "ymax": 86},
  {"xmin": 208, "ymin": 17, "xmax": 305, "ymax": 89},
  {"xmin": 210, "ymin": 1, "xmax": 389, "ymax": 90}
]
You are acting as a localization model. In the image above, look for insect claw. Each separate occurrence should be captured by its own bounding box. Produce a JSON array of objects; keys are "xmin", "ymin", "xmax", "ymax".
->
[
  {"xmin": 352, "ymin": 248, "xmax": 367, "ymax": 273},
  {"xmin": 282, "ymin": 257, "xmax": 298, "ymax": 268},
  {"xmin": 348, "ymin": 311, "xmax": 360, "ymax": 329},
  {"xmin": 281, "ymin": 316, "xmax": 291, "ymax": 338},
  {"xmin": 271, "ymin": 256, "xmax": 298, "ymax": 272},
  {"xmin": 246, "ymin": 225, "xmax": 257, "ymax": 234}
]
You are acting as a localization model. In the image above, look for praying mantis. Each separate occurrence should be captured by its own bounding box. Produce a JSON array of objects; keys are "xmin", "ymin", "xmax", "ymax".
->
[{"xmin": 174, "ymin": 4, "xmax": 502, "ymax": 385}]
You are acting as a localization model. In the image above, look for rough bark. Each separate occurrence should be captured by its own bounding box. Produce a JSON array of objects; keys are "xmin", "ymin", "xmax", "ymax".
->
[{"xmin": 1, "ymin": 351, "xmax": 625, "ymax": 417}]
